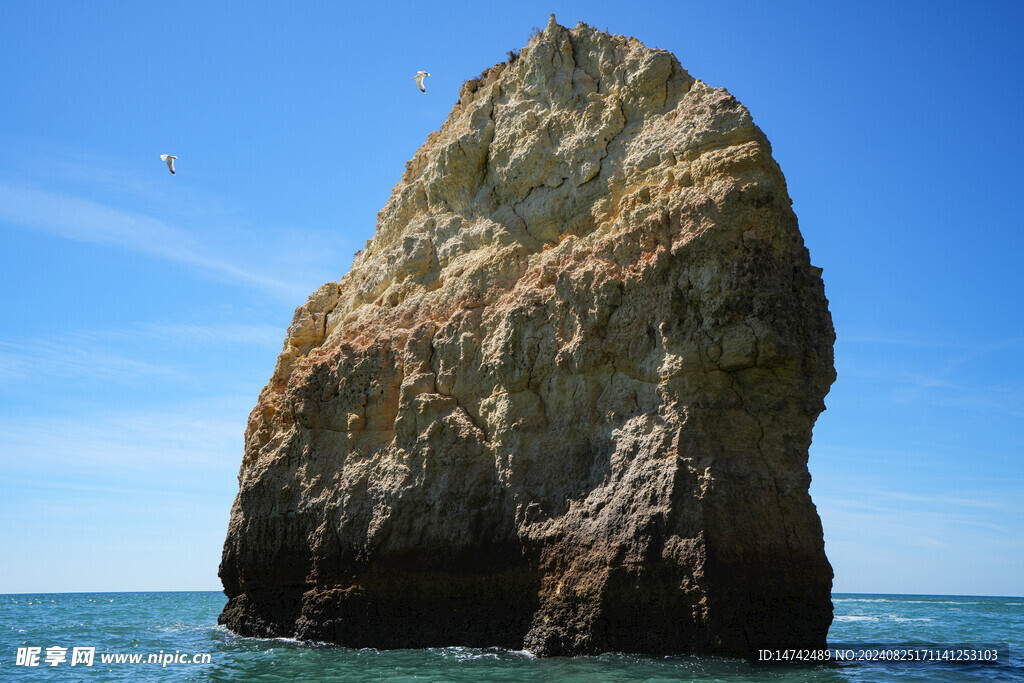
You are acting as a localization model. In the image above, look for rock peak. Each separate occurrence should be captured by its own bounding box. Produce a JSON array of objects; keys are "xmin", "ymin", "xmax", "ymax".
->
[{"xmin": 219, "ymin": 20, "xmax": 835, "ymax": 658}]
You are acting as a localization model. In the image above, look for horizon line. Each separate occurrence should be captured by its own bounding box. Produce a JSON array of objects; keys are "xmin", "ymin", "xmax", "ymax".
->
[{"xmin": 3, "ymin": 589, "xmax": 1023, "ymax": 600}]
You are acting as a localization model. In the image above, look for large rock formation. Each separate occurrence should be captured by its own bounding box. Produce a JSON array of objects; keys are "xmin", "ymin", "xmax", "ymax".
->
[{"xmin": 219, "ymin": 16, "xmax": 835, "ymax": 657}]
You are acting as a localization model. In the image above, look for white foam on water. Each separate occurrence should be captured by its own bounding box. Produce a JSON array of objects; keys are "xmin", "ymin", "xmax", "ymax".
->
[
  {"xmin": 438, "ymin": 647, "xmax": 501, "ymax": 661},
  {"xmin": 835, "ymin": 615, "xmax": 878, "ymax": 622},
  {"xmin": 224, "ymin": 630, "xmax": 337, "ymax": 648},
  {"xmin": 431, "ymin": 646, "xmax": 536, "ymax": 661}
]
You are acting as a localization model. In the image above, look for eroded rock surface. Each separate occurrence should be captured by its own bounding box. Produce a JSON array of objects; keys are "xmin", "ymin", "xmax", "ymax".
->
[{"xmin": 219, "ymin": 15, "xmax": 836, "ymax": 657}]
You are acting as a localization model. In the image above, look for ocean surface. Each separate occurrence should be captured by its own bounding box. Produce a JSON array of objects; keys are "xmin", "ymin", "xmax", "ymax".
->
[{"xmin": 1, "ymin": 592, "xmax": 1020, "ymax": 681}]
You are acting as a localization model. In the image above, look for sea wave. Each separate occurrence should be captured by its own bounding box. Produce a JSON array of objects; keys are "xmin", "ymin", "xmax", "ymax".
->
[
  {"xmin": 435, "ymin": 647, "xmax": 500, "ymax": 661},
  {"xmin": 431, "ymin": 646, "xmax": 537, "ymax": 661},
  {"xmin": 221, "ymin": 631, "xmax": 338, "ymax": 648}
]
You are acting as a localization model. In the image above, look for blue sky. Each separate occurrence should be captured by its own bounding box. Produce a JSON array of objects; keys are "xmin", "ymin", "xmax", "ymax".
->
[{"xmin": 1, "ymin": 1, "xmax": 1021, "ymax": 597}]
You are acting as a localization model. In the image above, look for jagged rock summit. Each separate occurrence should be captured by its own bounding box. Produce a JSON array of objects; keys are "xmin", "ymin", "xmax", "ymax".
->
[{"xmin": 219, "ymin": 15, "xmax": 836, "ymax": 657}]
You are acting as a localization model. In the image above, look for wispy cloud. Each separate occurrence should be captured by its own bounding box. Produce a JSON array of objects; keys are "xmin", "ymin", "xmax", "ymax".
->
[
  {"xmin": 838, "ymin": 334, "xmax": 965, "ymax": 349},
  {"xmin": 839, "ymin": 330, "xmax": 1024, "ymax": 354},
  {"xmin": 820, "ymin": 490, "xmax": 1022, "ymax": 518},
  {"xmin": 0, "ymin": 180, "xmax": 298, "ymax": 295},
  {"xmin": 0, "ymin": 398, "xmax": 249, "ymax": 473},
  {"xmin": 8, "ymin": 475, "xmax": 232, "ymax": 503},
  {"xmin": 814, "ymin": 443, "xmax": 1024, "ymax": 480},
  {"xmin": 833, "ymin": 329, "xmax": 1024, "ymax": 416},
  {"xmin": 0, "ymin": 339, "xmax": 180, "ymax": 384},
  {"xmin": 816, "ymin": 493, "xmax": 1021, "ymax": 551},
  {"xmin": 0, "ymin": 322, "xmax": 282, "ymax": 386},
  {"xmin": 0, "ymin": 137, "xmax": 243, "ymax": 220},
  {"xmin": 88, "ymin": 321, "xmax": 284, "ymax": 348},
  {"xmin": 886, "ymin": 372, "xmax": 1024, "ymax": 415}
]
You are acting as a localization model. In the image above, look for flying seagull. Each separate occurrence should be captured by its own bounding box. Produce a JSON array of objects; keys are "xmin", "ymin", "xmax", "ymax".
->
[
  {"xmin": 160, "ymin": 154, "xmax": 177, "ymax": 175},
  {"xmin": 412, "ymin": 71, "xmax": 430, "ymax": 93}
]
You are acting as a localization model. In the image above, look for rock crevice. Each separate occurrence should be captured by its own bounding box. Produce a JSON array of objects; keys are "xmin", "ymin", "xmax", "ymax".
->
[{"xmin": 219, "ymin": 16, "xmax": 835, "ymax": 657}]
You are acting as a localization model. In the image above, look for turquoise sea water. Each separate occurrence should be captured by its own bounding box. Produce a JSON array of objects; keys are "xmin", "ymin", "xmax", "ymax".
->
[{"xmin": 1, "ymin": 592, "xmax": 1020, "ymax": 681}]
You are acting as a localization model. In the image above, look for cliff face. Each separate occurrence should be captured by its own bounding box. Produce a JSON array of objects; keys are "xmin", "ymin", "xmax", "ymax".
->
[{"xmin": 219, "ymin": 16, "xmax": 835, "ymax": 657}]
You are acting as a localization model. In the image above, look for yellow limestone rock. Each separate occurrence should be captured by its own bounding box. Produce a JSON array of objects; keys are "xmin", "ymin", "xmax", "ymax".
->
[{"xmin": 219, "ymin": 16, "xmax": 836, "ymax": 657}]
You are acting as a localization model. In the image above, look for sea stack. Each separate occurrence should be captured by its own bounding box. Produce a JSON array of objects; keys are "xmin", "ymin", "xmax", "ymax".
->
[{"xmin": 219, "ymin": 16, "xmax": 836, "ymax": 657}]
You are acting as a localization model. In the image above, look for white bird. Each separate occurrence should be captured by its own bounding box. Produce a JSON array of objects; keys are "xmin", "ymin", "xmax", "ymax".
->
[
  {"xmin": 160, "ymin": 154, "xmax": 177, "ymax": 175},
  {"xmin": 412, "ymin": 71, "xmax": 430, "ymax": 93}
]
